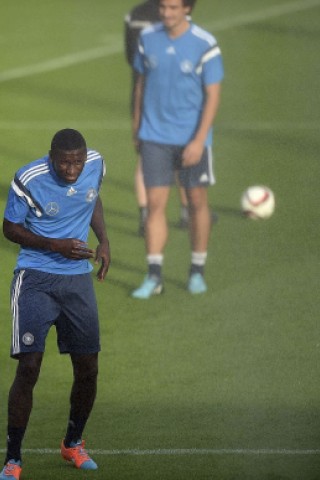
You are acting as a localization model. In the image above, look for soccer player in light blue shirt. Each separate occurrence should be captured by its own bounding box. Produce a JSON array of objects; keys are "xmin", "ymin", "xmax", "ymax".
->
[
  {"xmin": 134, "ymin": 19, "xmax": 223, "ymax": 146},
  {"xmin": 131, "ymin": 0, "xmax": 224, "ymax": 298},
  {"xmin": 5, "ymin": 146, "xmax": 106, "ymax": 274},
  {"xmin": 1, "ymin": 129, "xmax": 110, "ymax": 478}
]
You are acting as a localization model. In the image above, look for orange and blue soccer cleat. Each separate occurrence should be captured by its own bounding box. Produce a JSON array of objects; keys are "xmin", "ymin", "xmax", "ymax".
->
[
  {"xmin": 0, "ymin": 460, "xmax": 22, "ymax": 480},
  {"xmin": 61, "ymin": 439, "xmax": 98, "ymax": 470}
]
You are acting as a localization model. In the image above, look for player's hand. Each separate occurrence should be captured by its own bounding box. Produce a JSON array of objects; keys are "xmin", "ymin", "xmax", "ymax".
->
[
  {"xmin": 94, "ymin": 241, "xmax": 111, "ymax": 282},
  {"xmin": 50, "ymin": 238, "xmax": 95, "ymax": 260},
  {"xmin": 182, "ymin": 140, "xmax": 204, "ymax": 167}
]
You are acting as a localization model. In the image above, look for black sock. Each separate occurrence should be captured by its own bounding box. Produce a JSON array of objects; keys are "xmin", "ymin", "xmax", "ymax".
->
[
  {"xmin": 64, "ymin": 417, "xmax": 88, "ymax": 447},
  {"xmin": 180, "ymin": 205, "xmax": 189, "ymax": 221},
  {"xmin": 5, "ymin": 426, "xmax": 26, "ymax": 463},
  {"xmin": 190, "ymin": 264, "xmax": 204, "ymax": 276},
  {"xmin": 139, "ymin": 207, "xmax": 148, "ymax": 223},
  {"xmin": 148, "ymin": 263, "xmax": 162, "ymax": 278}
]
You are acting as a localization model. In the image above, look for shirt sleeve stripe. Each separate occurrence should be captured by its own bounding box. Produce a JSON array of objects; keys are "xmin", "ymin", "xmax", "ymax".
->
[
  {"xmin": 19, "ymin": 164, "xmax": 49, "ymax": 185},
  {"xmin": 11, "ymin": 177, "xmax": 43, "ymax": 217},
  {"xmin": 195, "ymin": 46, "xmax": 222, "ymax": 75}
]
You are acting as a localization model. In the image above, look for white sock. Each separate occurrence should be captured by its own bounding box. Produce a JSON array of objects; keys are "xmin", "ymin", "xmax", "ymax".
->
[
  {"xmin": 190, "ymin": 252, "xmax": 207, "ymax": 275},
  {"xmin": 147, "ymin": 254, "xmax": 164, "ymax": 266},
  {"xmin": 191, "ymin": 252, "xmax": 207, "ymax": 266}
]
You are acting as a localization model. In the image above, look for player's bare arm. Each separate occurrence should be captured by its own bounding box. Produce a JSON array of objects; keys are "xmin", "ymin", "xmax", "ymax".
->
[
  {"xmin": 182, "ymin": 82, "xmax": 222, "ymax": 167},
  {"xmin": 3, "ymin": 218, "xmax": 95, "ymax": 260},
  {"xmin": 90, "ymin": 196, "xmax": 111, "ymax": 281},
  {"xmin": 132, "ymin": 74, "xmax": 145, "ymax": 152}
]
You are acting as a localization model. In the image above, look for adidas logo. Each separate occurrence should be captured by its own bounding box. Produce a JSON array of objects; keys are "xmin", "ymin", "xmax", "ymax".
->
[
  {"xmin": 166, "ymin": 46, "xmax": 176, "ymax": 55},
  {"xmin": 67, "ymin": 187, "xmax": 77, "ymax": 196}
]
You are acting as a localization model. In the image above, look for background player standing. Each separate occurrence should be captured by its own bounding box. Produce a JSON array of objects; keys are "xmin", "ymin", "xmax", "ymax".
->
[
  {"xmin": 0, "ymin": 129, "xmax": 110, "ymax": 479},
  {"xmin": 131, "ymin": 0, "xmax": 224, "ymax": 298},
  {"xmin": 124, "ymin": 0, "xmax": 189, "ymax": 236}
]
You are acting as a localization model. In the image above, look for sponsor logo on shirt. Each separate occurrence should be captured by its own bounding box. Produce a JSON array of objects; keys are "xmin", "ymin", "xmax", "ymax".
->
[{"xmin": 45, "ymin": 202, "xmax": 59, "ymax": 216}]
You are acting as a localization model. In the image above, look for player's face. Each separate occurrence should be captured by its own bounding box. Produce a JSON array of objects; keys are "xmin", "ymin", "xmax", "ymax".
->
[
  {"xmin": 159, "ymin": 0, "xmax": 191, "ymax": 36},
  {"xmin": 50, "ymin": 147, "xmax": 87, "ymax": 183}
]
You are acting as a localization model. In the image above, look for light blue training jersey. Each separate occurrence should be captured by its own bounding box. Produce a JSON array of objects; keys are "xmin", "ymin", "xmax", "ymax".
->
[
  {"xmin": 134, "ymin": 22, "xmax": 224, "ymax": 146},
  {"xmin": 4, "ymin": 149, "xmax": 106, "ymax": 274}
]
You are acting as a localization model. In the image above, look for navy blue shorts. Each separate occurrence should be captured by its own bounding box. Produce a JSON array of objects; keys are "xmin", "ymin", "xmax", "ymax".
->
[
  {"xmin": 10, "ymin": 269, "xmax": 100, "ymax": 358},
  {"xmin": 140, "ymin": 141, "xmax": 215, "ymax": 188}
]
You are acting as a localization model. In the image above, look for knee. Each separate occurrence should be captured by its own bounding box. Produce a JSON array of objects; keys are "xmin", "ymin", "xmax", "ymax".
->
[
  {"xmin": 148, "ymin": 201, "xmax": 164, "ymax": 216},
  {"xmin": 16, "ymin": 354, "xmax": 42, "ymax": 386},
  {"xmin": 188, "ymin": 197, "xmax": 202, "ymax": 213},
  {"xmin": 72, "ymin": 355, "xmax": 98, "ymax": 384},
  {"xmin": 76, "ymin": 368, "xmax": 98, "ymax": 389},
  {"xmin": 188, "ymin": 190, "xmax": 208, "ymax": 212},
  {"xmin": 86, "ymin": 363, "xmax": 98, "ymax": 382}
]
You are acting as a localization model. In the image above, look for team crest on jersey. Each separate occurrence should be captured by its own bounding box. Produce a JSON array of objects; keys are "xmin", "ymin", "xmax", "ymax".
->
[
  {"xmin": 22, "ymin": 332, "xmax": 34, "ymax": 346},
  {"xmin": 86, "ymin": 188, "xmax": 98, "ymax": 202},
  {"xmin": 180, "ymin": 60, "xmax": 193, "ymax": 73},
  {"xmin": 45, "ymin": 202, "xmax": 59, "ymax": 216}
]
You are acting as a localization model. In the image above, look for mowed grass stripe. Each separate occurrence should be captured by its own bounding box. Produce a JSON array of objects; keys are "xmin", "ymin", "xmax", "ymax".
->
[
  {"xmin": 0, "ymin": 0, "xmax": 319, "ymax": 83},
  {"xmin": 0, "ymin": 120, "xmax": 318, "ymax": 131},
  {"xmin": 0, "ymin": 448, "xmax": 319, "ymax": 456}
]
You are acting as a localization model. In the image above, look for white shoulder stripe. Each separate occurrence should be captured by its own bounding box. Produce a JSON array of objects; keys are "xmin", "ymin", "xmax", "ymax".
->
[
  {"xmin": 203, "ymin": 46, "xmax": 221, "ymax": 63},
  {"xmin": 195, "ymin": 46, "xmax": 222, "ymax": 75},
  {"xmin": 19, "ymin": 164, "xmax": 49, "ymax": 185},
  {"xmin": 86, "ymin": 150, "xmax": 106, "ymax": 177},
  {"xmin": 86, "ymin": 149, "xmax": 103, "ymax": 162},
  {"xmin": 191, "ymin": 25, "xmax": 216, "ymax": 46}
]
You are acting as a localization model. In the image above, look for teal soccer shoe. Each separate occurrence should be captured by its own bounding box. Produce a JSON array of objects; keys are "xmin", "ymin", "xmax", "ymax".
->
[
  {"xmin": 188, "ymin": 273, "xmax": 207, "ymax": 294},
  {"xmin": 131, "ymin": 275, "xmax": 163, "ymax": 299}
]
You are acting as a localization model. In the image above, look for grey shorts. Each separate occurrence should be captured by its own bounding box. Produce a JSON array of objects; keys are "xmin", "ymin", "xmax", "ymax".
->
[
  {"xmin": 140, "ymin": 141, "xmax": 215, "ymax": 188},
  {"xmin": 10, "ymin": 269, "xmax": 100, "ymax": 358}
]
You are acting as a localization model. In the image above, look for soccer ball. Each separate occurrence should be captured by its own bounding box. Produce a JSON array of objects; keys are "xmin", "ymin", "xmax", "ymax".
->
[{"xmin": 241, "ymin": 185, "xmax": 275, "ymax": 219}]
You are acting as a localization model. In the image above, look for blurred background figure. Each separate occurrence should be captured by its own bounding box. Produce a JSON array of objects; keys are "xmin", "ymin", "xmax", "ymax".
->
[{"xmin": 124, "ymin": 0, "xmax": 189, "ymax": 236}]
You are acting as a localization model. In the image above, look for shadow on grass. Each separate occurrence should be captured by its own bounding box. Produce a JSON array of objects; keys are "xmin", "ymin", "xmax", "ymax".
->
[{"xmin": 107, "ymin": 258, "xmax": 186, "ymax": 293}]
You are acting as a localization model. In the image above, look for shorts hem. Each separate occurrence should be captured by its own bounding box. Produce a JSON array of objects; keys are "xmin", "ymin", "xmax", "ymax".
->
[{"xmin": 59, "ymin": 348, "xmax": 101, "ymax": 355}]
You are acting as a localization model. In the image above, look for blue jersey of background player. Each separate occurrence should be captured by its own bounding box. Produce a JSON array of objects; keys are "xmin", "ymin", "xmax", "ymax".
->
[
  {"xmin": 134, "ymin": 21, "xmax": 224, "ymax": 146},
  {"xmin": 1, "ymin": 129, "xmax": 110, "ymax": 479}
]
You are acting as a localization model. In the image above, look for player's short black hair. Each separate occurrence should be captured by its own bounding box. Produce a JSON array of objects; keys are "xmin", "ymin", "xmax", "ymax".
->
[
  {"xmin": 156, "ymin": 0, "xmax": 197, "ymax": 8},
  {"xmin": 183, "ymin": 0, "xmax": 196, "ymax": 8},
  {"xmin": 51, "ymin": 129, "xmax": 86, "ymax": 153}
]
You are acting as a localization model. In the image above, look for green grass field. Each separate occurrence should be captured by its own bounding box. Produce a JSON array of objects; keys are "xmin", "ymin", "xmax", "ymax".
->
[{"xmin": 1, "ymin": 0, "xmax": 320, "ymax": 478}]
